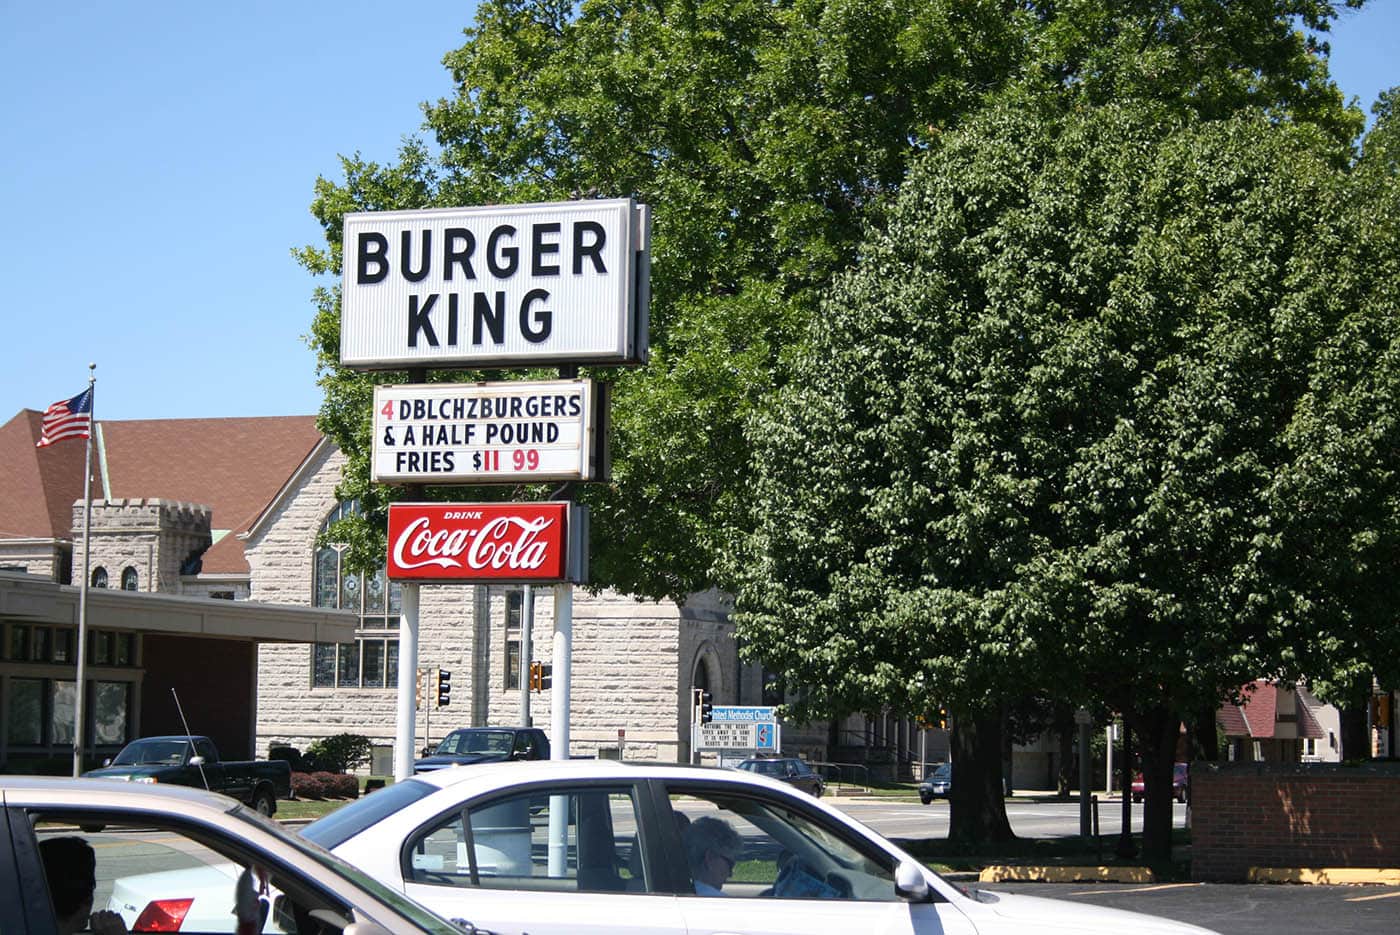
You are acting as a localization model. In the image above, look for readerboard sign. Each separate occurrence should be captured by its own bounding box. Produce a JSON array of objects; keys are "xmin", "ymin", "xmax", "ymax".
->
[
  {"xmin": 372, "ymin": 380, "xmax": 607, "ymax": 484},
  {"xmin": 340, "ymin": 199, "xmax": 650, "ymax": 370},
  {"xmin": 387, "ymin": 502, "xmax": 586, "ymax": 583}
]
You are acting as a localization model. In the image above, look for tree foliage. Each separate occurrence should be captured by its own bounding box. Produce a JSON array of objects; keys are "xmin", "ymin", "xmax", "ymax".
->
[
  {"xmin": 730, "ymin": 96, "xmax": 1398, "ymax": 854},
  {"xmin": 299, "ymin": 0, "xmax": 1366, "ymax": 601}
]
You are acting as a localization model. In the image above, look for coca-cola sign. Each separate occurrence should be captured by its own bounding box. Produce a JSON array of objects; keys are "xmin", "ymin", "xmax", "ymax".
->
[{"xmin": 387, "ymin": 502, "xmax": 570, "ymax": 582}]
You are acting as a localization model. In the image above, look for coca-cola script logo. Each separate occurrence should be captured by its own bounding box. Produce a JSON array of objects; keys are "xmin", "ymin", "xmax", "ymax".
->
[{"xmin": 388, "ymin": 503, "xmax": 569, "ymax": 581}]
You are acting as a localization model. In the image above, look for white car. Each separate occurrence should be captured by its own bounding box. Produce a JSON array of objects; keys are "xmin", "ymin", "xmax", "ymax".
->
[
  {"xmin": 302, "ymin": 760, "xmax": 1219, "ymax": 935},
  {"xmin": 0, "ymin": 776, "xmax": 473, "ymax": 935}
]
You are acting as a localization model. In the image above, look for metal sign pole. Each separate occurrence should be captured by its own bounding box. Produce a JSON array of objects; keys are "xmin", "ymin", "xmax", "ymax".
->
[{"xmin": 394, "ymin": 582, "xmax": 420, "ymax": 780}]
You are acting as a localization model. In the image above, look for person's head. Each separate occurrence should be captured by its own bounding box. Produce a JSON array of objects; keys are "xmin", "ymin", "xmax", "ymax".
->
[
  {"xmin": 40, "ymin": 836, "xmax": 97, "ymax": 927},
  {"xmin": 684, "ymin": 816, "xmax": 742, "ymax": 890}
]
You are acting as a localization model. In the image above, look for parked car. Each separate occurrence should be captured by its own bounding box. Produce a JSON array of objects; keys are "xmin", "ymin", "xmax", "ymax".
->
[
  {"xmin": 415, "ymin": 727, "xmax": 550, "ymax": 773},
  {"xmin": 301, "ymin": 759, "xmax": 1220, "ymax": 935},
  {"xmin": 1131, "ymin": 762, "xmax": 1190, "ymax": 803},
  {"xmin": 735, "ymin": 756, "xmax": 825, "ymax": 797},
  {"xmin": 919, "ymin": 762, "xmax": 952, "ymax": 803},
  {"xmin": 0, "ymin": 775, "xmax": 480, "ymax": 935},
  {"xmin": 83, "ymin": 735, "xmax": 291, "ymax": 815}
]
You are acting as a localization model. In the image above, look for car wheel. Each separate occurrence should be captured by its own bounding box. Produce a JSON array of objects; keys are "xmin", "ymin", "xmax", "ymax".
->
[
  {"xmin": 920, "ymin": 793, "xmax": 932, "ymax": 805},
  {"xmin": 253, "ymin": 788, "xmax": 276, "ymax": 816}
]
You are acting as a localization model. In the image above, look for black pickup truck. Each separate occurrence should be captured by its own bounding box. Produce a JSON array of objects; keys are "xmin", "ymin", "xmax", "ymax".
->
[
  {"xmin": 414, "ymin": 727, "xmax": 550, "ymax": 773},
  {"xmin": 83, "ymin": 735, "xmax": 292, "ymax": 815}
]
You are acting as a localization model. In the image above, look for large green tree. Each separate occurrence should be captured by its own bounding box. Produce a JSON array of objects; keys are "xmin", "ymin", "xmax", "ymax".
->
[
  {"xmin": 299, "ymin": 0, "xmax": 1365, "ymax": 602},
  {"xmin": 731, "ymin": 97, "xmax": 1396, "ymax": 854}
]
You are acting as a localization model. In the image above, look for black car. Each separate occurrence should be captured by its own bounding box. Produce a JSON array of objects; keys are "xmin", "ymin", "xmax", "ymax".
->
[
  {"xmin": 414, "ymin": 727, "xmax": 550, "ymax": 772},
  {"xmin": 918, "ymin": 762, "xmax": 952, "ymax": 804},
  {"xmin": 736, "ymin": 756, "xmax": 825, "ymax": 797}
]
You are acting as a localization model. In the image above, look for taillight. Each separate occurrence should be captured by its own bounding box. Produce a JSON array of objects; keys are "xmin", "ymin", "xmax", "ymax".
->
[{"xmin": 132, "ymin": 898, "xmax": 194, "ymax": 932}]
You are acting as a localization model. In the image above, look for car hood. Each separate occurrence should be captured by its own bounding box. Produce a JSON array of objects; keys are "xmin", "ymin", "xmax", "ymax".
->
[
  {"xmin": 413, "ymin": 752, "xmax": 508, "ymax": 771},
  {"xmin": 969, "ymin": 890, "xmax": 1218, "ymax": 934},
  {"xmin": 83, "ymin": 766, "xmax": 168, "ymax": 781}
]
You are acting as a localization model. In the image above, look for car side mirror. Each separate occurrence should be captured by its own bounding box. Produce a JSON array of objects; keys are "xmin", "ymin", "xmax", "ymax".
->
[
  {"xmin": 189, "ymin": 756, "xmax": 206, "ymax": 766},
  {"xmin": 102, "ymin": 757, "xmax": 112, "ymax": 767},
  {"xmin": 894, "ymin": 860, "xmax": 929, "ymax": 901}
]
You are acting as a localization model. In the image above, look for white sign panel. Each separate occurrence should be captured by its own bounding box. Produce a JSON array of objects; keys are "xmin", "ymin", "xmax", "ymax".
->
[
  {"xmin": 699, "ymin": 722, "xmax": 758, "ymax": 750},
  {"xmin": 372, "ymin": 380, "xmax": 605, "ymax": 484},
  {"xmin": 341, "ymin": 199, "xmax": 650, "ymax": 369}
]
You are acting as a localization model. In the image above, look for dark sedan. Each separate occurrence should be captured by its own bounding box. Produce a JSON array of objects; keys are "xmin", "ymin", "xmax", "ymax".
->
[{"xmin": 736, "ymin": 756, "xmax": 825, "ymax": 796}]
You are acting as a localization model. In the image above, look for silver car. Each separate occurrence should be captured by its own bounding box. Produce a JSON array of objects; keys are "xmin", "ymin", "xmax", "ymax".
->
[{"xmin": 0, "ymin": 776, "xmax": 474, "ymax": 935}]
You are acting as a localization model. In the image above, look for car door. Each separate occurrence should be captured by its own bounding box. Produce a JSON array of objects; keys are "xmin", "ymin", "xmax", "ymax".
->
[
  {"xmin": 660, "ymin": 782, "xmax": 978, "ymax": 935},
  {"xmin": 399, "ymin": 780, "xmax": 686, "ymax": 935}
]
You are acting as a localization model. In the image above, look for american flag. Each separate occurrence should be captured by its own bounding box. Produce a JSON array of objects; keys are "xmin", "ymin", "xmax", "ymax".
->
[{"xmin": 36, "ymin": 388, "xmax": 93, "ymax": 447}]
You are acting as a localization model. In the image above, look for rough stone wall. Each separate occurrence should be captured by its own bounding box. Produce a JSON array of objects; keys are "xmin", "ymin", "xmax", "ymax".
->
[
  {"xmin": 1191, "ymin": 761, "xmax": 1400, "ymax": 881},
  {"xmin": 71, "ymin": 499, "xmax": 211, "ymax": 593},
  {"xmin": 0, "ymin": 543, "xmax": 63, "ymax": 580},
  {"xmin": 246, "ymin": 446, "xmax": 719, "ymax": 766}
]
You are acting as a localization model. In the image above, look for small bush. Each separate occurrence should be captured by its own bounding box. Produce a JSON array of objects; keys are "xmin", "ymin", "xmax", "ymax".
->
[
  {"xmin": 305, "ymin": 734, "xmax": 372, "ymax": 774},
  {"xmin": 290, "ymin": 772, "xmax": 325, "ymax": 800},
  {"xmin": 307, "ymin": 771, "xmax": 358, "ymax": 799}
]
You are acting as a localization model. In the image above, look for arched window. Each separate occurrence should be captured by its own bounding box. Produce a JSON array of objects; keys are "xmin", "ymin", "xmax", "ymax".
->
[
  {"xmin": 91, "ymin": 567, "xmax": 108, "ymax": 589},
  {"xmin": 311, "ymin": 500, "xmax": 400, "ymax": 690},
  {"xmin": 121, "ymin": 567, "xmax": 138, "ymax": 591}
]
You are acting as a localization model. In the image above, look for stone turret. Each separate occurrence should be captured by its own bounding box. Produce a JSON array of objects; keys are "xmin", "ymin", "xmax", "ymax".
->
[{"xmin": 71, "ymin": 499, "xmax": 212, "ymax": 594}]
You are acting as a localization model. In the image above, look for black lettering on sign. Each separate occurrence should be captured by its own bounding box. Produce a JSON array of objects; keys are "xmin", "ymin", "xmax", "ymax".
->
[{"xmin": 357, "ymin": 233, "xmax": 389, "ymax": 284}]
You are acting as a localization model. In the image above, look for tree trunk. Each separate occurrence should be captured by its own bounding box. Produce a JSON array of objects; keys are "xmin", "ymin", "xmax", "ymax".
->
[
  {"xmin": 948, "ymin": 709, "xmax": 1015, "ymax": 845},
  {"xmin": 1191, "ymin": 705, "xmax": 1220, "ymax": 761},
  {"xmin": 1127, "ymin": 704, "xmax": 1181, "ymax": 861}
]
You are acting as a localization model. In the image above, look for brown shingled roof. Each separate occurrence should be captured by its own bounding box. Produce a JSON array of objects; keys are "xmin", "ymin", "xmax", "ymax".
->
[
  {"xmin": 0, "ymin": 410, "xmax": 89, "ymax": 539},
  {"xmin": 2, "ymin": 412, "xmax": 323, "ymax": 575}
]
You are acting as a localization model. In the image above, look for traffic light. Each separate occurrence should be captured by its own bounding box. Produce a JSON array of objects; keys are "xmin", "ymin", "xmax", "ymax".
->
[
  {"xmin": 937, "ymin": 707, "xmax": 948, "ymax": 730},
  {"xmin": 699, "ymin": 691, "xmax": 713, "ymax": 724},
  {"xmin": 437, "ymin": 669, "xmax": 451, "ymax": 708},
  {"xmin": 529, "ymin": 662, "xmax": 552, "ymax": 693}
]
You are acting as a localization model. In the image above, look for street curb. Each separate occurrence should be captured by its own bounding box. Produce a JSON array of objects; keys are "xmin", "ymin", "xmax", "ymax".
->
[
  {"xmin": 979, "ymin": 865, "xmax": 1156, "ymax": 884},
  {"xmin": 1248, "ymin": 867, "xmax": 1400, "ymax": 885}
]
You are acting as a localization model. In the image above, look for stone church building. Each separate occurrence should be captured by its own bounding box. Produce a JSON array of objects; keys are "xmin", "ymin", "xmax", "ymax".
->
[{"xmin": 2, "ymin": 407, "xmax": 916, "ymax": 772}]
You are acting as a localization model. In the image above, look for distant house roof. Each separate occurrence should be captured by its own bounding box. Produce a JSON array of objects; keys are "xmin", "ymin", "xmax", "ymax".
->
[
  {"xmin": 0, "ymin": 410, "xmax": 88, "ymax": 540},
  {"xmin": 1217, "ymin": 679, "xmax": 1325, "ymax": 740},
  {"xmin": 0, "ymin": 411, "xmax": 324, "ymax": 575}
]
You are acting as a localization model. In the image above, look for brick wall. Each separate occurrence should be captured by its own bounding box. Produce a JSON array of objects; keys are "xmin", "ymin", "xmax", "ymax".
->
[{"xmin": 1191, "ymin": 761, "xmax": 1400, "ymax": 881}]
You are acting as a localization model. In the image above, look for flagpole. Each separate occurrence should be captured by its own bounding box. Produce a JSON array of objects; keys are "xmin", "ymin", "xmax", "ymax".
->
[{"xmin": 72, "ymin": 363, "xmax": 96, "ymax": 778}]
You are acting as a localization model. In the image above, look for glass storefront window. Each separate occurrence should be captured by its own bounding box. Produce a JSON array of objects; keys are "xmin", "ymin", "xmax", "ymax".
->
[
  {"xmin": 8, "ymin": 678, "xmax": 43, "ymax": 745},
  {"xmin": 51, "ymin": 681, "xmax": 76, "ymax": 745},
  {"xmin": 93, "ymin": 682, "xmax": 130, "ymax": 745}
]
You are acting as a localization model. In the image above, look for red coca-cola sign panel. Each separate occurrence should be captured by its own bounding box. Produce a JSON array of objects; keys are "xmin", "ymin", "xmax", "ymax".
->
[{"xmin": 387, "ymin": 502, "xmax": 569, "ymax": 582}]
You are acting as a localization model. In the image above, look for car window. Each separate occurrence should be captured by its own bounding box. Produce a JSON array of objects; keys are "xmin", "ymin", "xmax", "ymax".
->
[
  {"xmin": 112, "ymin": 739, "xmax": 187, "ymax": 766},
  {"xmin": 195, "ymin": 739, "xmax": 218, "ymax": 762},
  {"xmin": 744, "ymin": 761, "xmax": 782, "ymax": 777},
  {"xmin": 666, "ymin": 787, "xmax": 897, "ymax": 901},
  {"xmin": 32, "ymin": 818, "xmax": 351, "ymax": 935},
  {"xmin": 301, "ymin": 778, "xmax": 438, "ymax": 849},
  {"xmin": 405, "ymin": 785, "xmax": 651, "ymax": 894},
  {"xmin": 439, "ymin": 730, "xmax": 512, "ymax": 755}
]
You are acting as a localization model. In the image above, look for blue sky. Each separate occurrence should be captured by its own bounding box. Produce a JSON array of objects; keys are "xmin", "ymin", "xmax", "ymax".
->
[{"xmin": 2, "ymin": 1, "xmax": 1396, "ymax": 422}]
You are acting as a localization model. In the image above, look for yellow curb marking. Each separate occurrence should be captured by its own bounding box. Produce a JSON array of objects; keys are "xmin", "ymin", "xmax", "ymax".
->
[
  {"xmin": 1064, "ymin": 883, "xmax": 1201, "ymax": 896},
  {"xmin": 1249, "ymin": 867, "xmax": 1400, "ymax": 886},
  {"xmin": 1344, "ymin": 891, "xmax": 1400, "ymax": 902},
  {"xmin": 978, "ymin": 866, "xmax": 1155, "ymax": 884}
]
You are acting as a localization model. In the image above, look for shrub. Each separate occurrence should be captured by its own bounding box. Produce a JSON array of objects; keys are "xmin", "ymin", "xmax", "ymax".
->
[
  {"xmin": 305, "ymin": 733, "xmax": 372, "ymax": 774},
  {"xmin": 268, "ymin": 744, "xmax": 307, "ymax": 771},
  {"xmin": 290, "ymin": 772, "xmax": 325, "ymax": 800}
]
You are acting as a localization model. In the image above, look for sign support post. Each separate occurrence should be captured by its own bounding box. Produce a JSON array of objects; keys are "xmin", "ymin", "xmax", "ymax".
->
[
  {"xmin": 519, "ymin": 585, "xmax": 533, "ymax": 727},
  {"xmin": 394, "ymin": 582, "xmax": 421, "ymax": 780}
]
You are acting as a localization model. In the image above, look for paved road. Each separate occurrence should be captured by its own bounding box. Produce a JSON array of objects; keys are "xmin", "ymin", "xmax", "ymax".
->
[
  {"xmin": 979, "ymin": 881, "xmax": 1400, "ymax": 934},
  {"xmin": 829, "ymin": 799, "xmax": 1400, "ymax": 933}
]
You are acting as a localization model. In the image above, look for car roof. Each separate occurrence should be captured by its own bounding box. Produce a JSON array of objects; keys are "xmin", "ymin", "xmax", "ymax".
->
[
  {"xmin": 0, "ymin": 775, "xmax": 241, "ymax": 813},
  {"xmin": 406, "ymin": 758, "xmax": 801, "ymax": 797}
]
